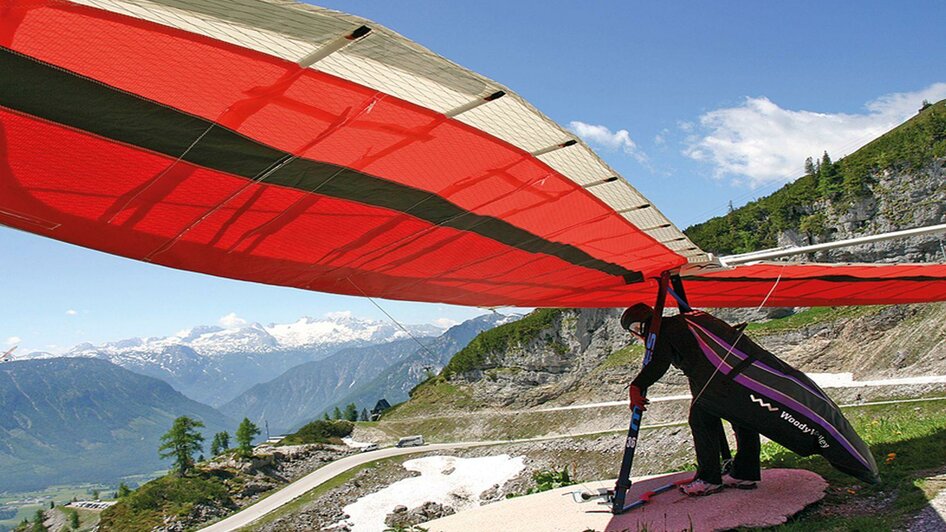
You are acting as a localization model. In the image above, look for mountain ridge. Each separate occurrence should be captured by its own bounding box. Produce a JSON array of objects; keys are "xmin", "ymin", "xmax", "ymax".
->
[
  {"xmin": 220, "ymin": 313, "xmax": 518, "ymax": 431},
  {"xmin": 24, "ymin": 313, "xmax": 444, "ymax": 407},
  {"xmin": 0, "ymin": 357, "xmax": 233, "ymax": 492}
]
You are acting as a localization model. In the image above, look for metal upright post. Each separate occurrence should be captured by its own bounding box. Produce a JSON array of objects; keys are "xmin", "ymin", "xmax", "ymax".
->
[{"xmin": 611, "ymin": 271, "xmax": 670, "ymax": 514}]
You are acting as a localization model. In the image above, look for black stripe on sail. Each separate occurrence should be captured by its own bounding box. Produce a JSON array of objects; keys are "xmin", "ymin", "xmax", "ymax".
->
[
  {"xmin": 685, "ymin": 274, "xmax": 946, "ymax": 283},
  {"xmin": 0, "ymin": 47, "xmax": 640, "ymax": 279}
]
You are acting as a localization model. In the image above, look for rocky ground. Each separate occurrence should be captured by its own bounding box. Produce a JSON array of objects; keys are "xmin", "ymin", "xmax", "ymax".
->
[
  {"xmin": 248, "ymin": 425, "xmax": 694, "ymax": 531},
  {"xmin": 209, "ymin": 443, "xmax": 355, "ymax": 507},
  {"xmin": 254, "ymin": 458, "xmax": 418, "ymax": 531}
]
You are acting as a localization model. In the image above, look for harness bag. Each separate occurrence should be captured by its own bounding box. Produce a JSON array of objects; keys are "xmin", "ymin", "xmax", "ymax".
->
[{"xmin": 683, "ymin": 310, "xmax": 879, "ymax": 484}]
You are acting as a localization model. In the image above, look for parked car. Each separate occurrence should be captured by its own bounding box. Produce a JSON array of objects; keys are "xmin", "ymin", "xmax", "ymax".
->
[
  {"xmin": 361, "ymin": 443, "xmax": 379, "ymax": 452},
  {"xmin": 395, "ymin": 435, "xmax": 425, "ymax": 447}
]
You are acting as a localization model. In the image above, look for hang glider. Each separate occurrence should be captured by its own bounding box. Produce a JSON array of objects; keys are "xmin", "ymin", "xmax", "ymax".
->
[
  {"xmin": 2, "ymin": 0, "xmax": 945, "ymax": 308},
  {"xmin": 1, "ymin": 346, "xmax": 15, "ymax": 362}
]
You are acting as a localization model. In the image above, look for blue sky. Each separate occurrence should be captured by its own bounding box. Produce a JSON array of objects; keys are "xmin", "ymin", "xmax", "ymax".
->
[{"xmin": 3, "ymin": 1, "xmax": 946, "ymax": 353}]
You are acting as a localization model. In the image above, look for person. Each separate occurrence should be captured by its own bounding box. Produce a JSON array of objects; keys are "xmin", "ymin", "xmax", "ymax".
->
[{"xmin": 622, "ymin": 303, "xmax": 762, "ymax": 496}]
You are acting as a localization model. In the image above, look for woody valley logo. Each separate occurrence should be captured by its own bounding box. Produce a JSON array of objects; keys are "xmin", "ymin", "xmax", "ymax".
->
[{"xmin": 750, "ymin": 394, "xmax": 779, "ymax": 412}]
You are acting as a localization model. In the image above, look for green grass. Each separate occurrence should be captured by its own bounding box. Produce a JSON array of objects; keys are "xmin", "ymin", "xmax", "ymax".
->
[
  {"xmin": 97, "ymin": 474, "xmax": 234, "ymax": 532},
  {"xmin": 597, "ymin": 345, "xmax": 645, "ymax": 370},
  {"xmin": 746, "ymin": 306, "xmax": 876, "ymax": 334},
  {"xmin": 746, "ymin": 398, "xmax": 946, "ymax": 530},
  {"xmin": 388, "ymin": 380, "xmax": 481, "ymax": 419},
  {"xmin": 278, "ymin": 420, "xmax": 353, "ymax": 446}
]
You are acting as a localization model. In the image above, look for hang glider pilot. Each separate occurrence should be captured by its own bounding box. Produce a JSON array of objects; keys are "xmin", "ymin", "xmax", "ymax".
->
[{"xmin": 622, "ymin": 304, "xmax": 761, "ymax": 496}]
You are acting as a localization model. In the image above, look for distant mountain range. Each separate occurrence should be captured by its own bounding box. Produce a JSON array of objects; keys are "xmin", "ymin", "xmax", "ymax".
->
[
  {"xmin": 25, "ymin": 313, "xmax": 443, "ymax": 406},
  {"xmin": 1, "ymin": 313, "xmax": 512, "ymax": 493},
  {"xmin": 0, "ymin": 358, "xmax": 234, "ymax": 492},
  {"xmin": 220, "ymin": 313, "xmax": 519, "ymax": 431}
]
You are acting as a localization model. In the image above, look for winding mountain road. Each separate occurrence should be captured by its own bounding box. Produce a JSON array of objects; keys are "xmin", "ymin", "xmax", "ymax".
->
[{"xmin": 199, "ymin": 442, "xmax": 486, "ymax": 531}]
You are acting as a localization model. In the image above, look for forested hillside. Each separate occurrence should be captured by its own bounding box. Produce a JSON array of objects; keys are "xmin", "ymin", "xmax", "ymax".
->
[{"xmin": 685, "ymin": 99, "xmax": 946, "ymax": 255}]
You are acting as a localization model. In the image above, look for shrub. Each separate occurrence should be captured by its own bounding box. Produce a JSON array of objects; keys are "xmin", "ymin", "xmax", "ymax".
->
[{"xmin": 278, "ymin": 420, "xmax": 354, "ymax": 446}]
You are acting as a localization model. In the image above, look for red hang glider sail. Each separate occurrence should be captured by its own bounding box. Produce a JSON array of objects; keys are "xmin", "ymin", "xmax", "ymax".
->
[{"xmin": 2, "ymin": 0, "xmax": 945, "ymax": 308}]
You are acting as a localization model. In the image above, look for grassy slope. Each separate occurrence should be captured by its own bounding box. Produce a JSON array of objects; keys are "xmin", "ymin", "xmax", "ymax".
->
[
  {"xmin": 685, "ymin": 99, "xmax": 946, "ymax": 255},
  {"xmin": 745, "ymin": 305, "xmax": 877, "ymax": 334},
  {"xmin": 753, "ymin": 398, "xmax": 946, "ymax": 531},
  {"xmin": 98, "ymin": 473, "xmax": 234, "ymax": 532}
]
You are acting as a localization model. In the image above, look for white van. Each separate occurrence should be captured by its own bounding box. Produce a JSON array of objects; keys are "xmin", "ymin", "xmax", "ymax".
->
[{"xmin": 395, "ymin": 435, "xmax": 425, "ymax": 447}]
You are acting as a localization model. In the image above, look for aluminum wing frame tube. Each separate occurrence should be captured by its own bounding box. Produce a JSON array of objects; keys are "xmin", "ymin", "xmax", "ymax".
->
[{"xmin": 611, "ymin": 271, "xmax": 671, "ymax": 514}]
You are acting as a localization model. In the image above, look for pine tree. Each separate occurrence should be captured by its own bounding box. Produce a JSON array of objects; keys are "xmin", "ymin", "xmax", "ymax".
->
[
  {"xmin": 210, "ymin": 431, "xmax": 231, "ymax": 456},
  {"xmin": 343, "ymin": 403, "xmax": 358, "ymax": 422},
  {"xmin": 235, "ymin": 418, "xmax": 261, "ymax": 457},
  {"xmin": 332, "ymin": 406, "xmax": 342, "ymax": 420},
  {"xmin": 804, "ymin": 156, "xmax": 816, "ymax": 176},
  {"xmin": 323, "ymin": 412, "xmax": 331, "ymax": 421},
  {"xmin": 117, "ymin": 482, "xmax": 131, "ymax": 498},
  {"xmin": 359, "ymin": 408, "xmax": 369, "ymax": 422},
  {"xmin": 158, "ymin": 416, "xmax": 205, "ymax": 477},
  {"xmin": 32, "ymin": 509, "xmax": 47, "ymax": 532},
  {"xmin": 69, "ymin": 509, "xmax": 80, "ymax": 529},
  {"xmin": 816, "ymin": 151, "xmax": 842, "ymax": 198}
]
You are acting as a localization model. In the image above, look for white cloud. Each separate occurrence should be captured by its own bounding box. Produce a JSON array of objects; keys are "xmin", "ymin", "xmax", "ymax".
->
[
  {"xmin": 568, "ymin": 121, "xmax": 647, "ymax": 163},
  {"xmin": 219, "ymin": 312, "xmax": 248, "ymax": 329},
  {"xmin": 684, "ymin": 83, "xmax": 946, "ymax": 188},
  {"xmin": 654, "ymin": 129, "xmax": 669, "ymax": 145},
  {"xmin": 6, "ymin": 336, "xmax": 21, "ymax": 345},
  {"xmin": 325, "ymin": 310, "xmax": 353, "ymax": 320},
  {"xmin": 434, "ymin": 317, "xmax": 458, "ymax": 329},
  {"xmin": 65, "ymin": 309, "xmax": 78, "ymax": 316}
]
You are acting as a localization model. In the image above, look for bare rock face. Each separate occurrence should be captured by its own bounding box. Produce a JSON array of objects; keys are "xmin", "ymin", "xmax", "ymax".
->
[
  {"xmin": 451, "ymin": 308, "xmax": 634, "ymax": 408},
  {"xmin": 780, "ymin": 160, "xmax": 946, "ymax": 264}
]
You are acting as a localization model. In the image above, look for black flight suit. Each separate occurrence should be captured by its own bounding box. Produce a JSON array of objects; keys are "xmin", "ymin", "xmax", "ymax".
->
[{"xmin": 631, "ymin": 314, "xmax": 761, "ymax": 485}]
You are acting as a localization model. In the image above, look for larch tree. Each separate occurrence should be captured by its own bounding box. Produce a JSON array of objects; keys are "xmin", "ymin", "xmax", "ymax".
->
[
  {"xmin": 158, "ymin": 416, "xmax": 205, "ymax": 477},
  {"xmin": 235, "ymin": 418, "xmax": 261, "ymax": 457}
]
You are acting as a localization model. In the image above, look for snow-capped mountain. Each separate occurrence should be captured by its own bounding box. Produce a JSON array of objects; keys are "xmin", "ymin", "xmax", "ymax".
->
[
  {"xmin": 221, "ymin": 313, "xmax": 522, "ymax": 431},
  {"xmin": 33, "ymin": 314, "xmax": 445, "ymax": 406},
  {"xmin": 265, "ymin": 313, "xmax": 444, "ymax": 351},
  {"xmin": 63, "ymin": 313, "xmax": 442, "ymax": 359}
]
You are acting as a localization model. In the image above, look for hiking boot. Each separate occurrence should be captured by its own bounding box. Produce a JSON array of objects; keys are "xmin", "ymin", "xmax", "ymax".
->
[
  {"xmin": 679, "ymin": 479, "xmax": 723, "ymax": 497},
  {"xmin": 723, "ymin": 474, "xmax": 758, "ymax": 490}
]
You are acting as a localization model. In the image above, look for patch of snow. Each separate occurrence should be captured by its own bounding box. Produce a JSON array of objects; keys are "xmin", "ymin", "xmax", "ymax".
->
[
  {"xmin": 808, "ymin": 372, "xmax": 946, "ymax": 388},
  {"xmin": 336, "ymin": 455, "xmax": 525, "ymax": 532},
  {"xmin": 341, "ymin": 436, "xmax": 373, "ymax": 449}
]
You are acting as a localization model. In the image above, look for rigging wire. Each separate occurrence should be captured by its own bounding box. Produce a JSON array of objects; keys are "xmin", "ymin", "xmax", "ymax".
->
[{"xmin": 344, "ymin": 277, "xmax": 439, "ymax": 361}]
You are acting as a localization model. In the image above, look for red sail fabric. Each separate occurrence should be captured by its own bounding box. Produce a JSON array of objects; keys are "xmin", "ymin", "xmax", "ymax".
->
[
  {"xmin": 2, "ymin": 1, "xmax": 946, "ymax": 309},
  {"xmin": 680, "ymin": 262, "xmax": 946, "ymax": 308}
]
